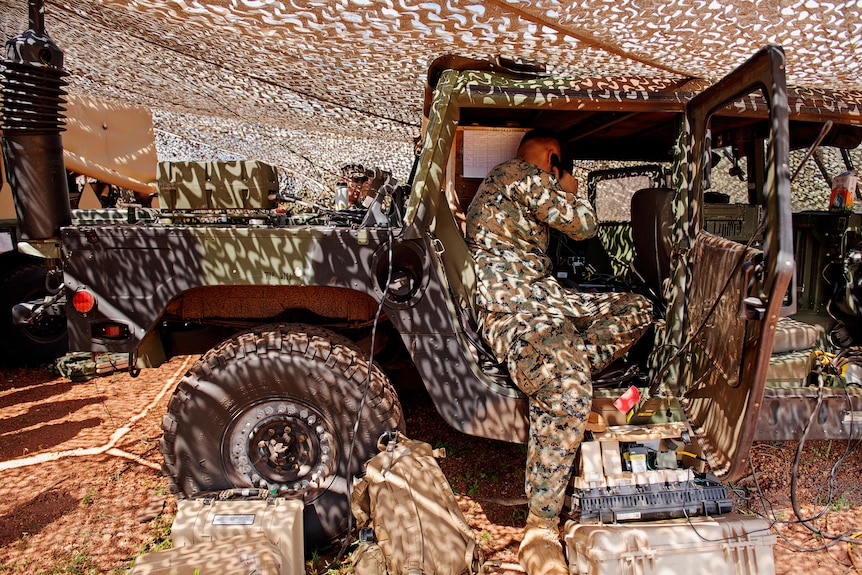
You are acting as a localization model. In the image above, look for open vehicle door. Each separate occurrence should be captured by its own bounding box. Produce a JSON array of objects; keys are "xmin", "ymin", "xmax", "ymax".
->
[{"xmin": 672, "ymin": 46, "xmax": 794, "ymax": 481}]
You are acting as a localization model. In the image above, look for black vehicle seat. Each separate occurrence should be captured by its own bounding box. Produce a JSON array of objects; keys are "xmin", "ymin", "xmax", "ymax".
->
[{"xmin": 630, "ymin": 187, "xmax": 675, "ymax": 307}]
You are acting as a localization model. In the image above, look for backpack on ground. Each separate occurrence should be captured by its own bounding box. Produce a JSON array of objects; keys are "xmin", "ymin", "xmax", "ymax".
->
[{"xmin": 350, "ymin": 431, "xmax": 480, "ymax": 575}]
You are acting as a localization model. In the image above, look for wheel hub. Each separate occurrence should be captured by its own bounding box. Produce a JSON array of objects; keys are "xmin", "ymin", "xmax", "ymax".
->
[{"xmin": 225, "ymin": 399, "xmax": 337, "ymax": 494}]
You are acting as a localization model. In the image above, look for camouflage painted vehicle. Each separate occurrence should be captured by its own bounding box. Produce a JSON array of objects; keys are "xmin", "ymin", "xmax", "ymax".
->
[
  {"xmin": 0, "ymin": 90, "xmax": 158, "ymax": 366},
  {"xmin": 5, "ymin": 43, "xmax": 862, "ymax": 550},
  {"xmin": 0, "ymin": 163, "xmax": 68, "ymax": 366}
]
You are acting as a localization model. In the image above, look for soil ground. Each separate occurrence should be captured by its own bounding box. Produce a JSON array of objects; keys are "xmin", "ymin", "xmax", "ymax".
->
[{"xmin": 2, "ymin": 356, "xmax": 862, "ymax": 574}]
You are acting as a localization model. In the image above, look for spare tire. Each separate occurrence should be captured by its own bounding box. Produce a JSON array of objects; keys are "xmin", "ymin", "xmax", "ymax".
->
[
  {"xmin": 159, "ymin": 323, "xmax": 405, "ymax": 551},
  {"xmin": 0, "ymin": 261, "xmax": 68, "ymax": 367}
]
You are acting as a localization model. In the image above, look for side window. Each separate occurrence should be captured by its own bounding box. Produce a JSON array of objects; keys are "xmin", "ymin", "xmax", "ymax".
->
[
  {"xmin": 593, "ymin": 175, "xmax": 653, "ymax": 222},
  {"xmin": 789, "ymin": 144, "xmax": 862, "ymax": 213},
  {"xmin": 578, "ymin": 164, "xmax": 668, "ymax": 223},
  {"xmin": 551, "ymin": 165, "xmax": 668, "ymax": 282},
  {"xmin": 706, "ymin": 147, "xmax": 749, "ymax": 205}
]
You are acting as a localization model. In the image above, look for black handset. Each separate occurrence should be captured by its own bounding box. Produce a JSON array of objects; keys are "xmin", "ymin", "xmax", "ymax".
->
[{"xmin": 550, "ymin": 153, "xmax": 562, "ymax": 173}]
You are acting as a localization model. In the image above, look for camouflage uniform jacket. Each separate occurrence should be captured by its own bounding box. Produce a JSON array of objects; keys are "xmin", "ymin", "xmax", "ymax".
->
[{"xmin": 465, "ymin": 157, "xmax": 597, "ymax": 317}]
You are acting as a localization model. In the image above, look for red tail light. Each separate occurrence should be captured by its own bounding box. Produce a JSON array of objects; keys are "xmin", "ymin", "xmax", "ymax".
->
[
  {"xmin": 72, "ymin": 288, "xmax": 95, "ymax": 313},
  {"xmin": 103, "ymin": 324, "xmax": 122, "ymax": 338},
  {"xmin": 92, "ymin": 321, "xmax": 130, "ymax": 340}
]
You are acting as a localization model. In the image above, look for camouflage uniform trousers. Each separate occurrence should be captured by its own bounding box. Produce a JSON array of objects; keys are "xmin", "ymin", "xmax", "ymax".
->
[{"xmin": 479, "ymin": 290, "xmax": 652, "ymax": 519}]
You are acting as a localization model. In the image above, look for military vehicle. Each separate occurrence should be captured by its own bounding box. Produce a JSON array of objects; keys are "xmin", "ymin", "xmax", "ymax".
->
[
  {"xmin": 0, "ymin": 87, "xmax": 158, "ymax": 366},
  {"xmin": 3, "ymin": 7, "xmax": 862, "ymax": 552},
  {"xmin": 0, "ymin": 165, "xmax": 68, "ymax": 366}
]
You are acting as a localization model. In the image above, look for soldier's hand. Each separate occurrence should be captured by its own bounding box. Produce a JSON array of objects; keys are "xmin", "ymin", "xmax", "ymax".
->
[
  {"xmin": 559, "ymin": 170, "xmax": 579, "ymax": 196},
  {"xmin": 367, "ymin": 168, "xmax": 390, "ymax": 193}
]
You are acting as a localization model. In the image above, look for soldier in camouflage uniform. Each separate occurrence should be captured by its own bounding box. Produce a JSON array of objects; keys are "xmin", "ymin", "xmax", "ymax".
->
[
  {"xmin": 341, "ymin": 163, "xmax": 369, "ymax": 207},
  {"xmin": 465, "ymin": 129, "xmax": 653, "ymax": 575}
]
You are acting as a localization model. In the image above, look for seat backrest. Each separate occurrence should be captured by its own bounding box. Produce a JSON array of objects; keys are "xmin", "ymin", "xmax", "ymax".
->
[{"xmin": 630, "ymin": 187, "xmax": 675, "ymax": 299}]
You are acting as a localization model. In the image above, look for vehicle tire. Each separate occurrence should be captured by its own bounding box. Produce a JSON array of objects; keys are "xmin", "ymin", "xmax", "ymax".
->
[
  {"xmin": 159, "ymin": 323, "xmax": 405, "ymax": 551},
  {"xmin": 0, "ymin": 261, "xmax": 68, "ymax": 366}
]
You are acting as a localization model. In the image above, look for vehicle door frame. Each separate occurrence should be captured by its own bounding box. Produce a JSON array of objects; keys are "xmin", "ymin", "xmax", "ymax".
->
[{"xmin": 667, "ymin": 45, "xmax": 795, "ymax": 481}]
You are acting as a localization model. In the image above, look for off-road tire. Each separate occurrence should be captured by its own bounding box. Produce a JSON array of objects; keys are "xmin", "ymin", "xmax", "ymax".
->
[
  {"xmin": 0, "ymin": 261, "xmax": 68, "ymax": 367},
  {"xmin": 159, "ymin": 323, "xmax": 405, "ymax": 551}
]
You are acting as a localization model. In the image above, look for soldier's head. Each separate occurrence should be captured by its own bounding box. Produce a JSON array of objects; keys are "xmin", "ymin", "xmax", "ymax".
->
[
  {"xmin": 517, "ymin": 129, "xmax": 563, "ymax": 175},
  {"xmin": 342, "ymin": 163, "xmax": 368, "ymax": 205}
]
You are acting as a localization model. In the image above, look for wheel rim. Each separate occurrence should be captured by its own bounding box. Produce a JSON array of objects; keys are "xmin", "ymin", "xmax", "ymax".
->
[
  {"xmin": 223, "ymin": 398, "xmax": 338, "ymax": 495},
  {"xmin": 19, "ymin": 312, "xmax": 66, "ymax": 345}
]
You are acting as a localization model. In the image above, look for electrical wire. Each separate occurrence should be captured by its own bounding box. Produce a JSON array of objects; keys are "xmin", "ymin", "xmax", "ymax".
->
[
  {"xmin": 333, "ymin": 223, "xmax": 396, "ymax": 565},
  {"xmin": 788, "ymin": 371, "xmax": 862, "ymax": 546},
  {"xmin": 648, "ymin": 219, "xmax": 766, "ymax": 396},
  {"xmin": 743, "ymin": 458, "xmax": 840, "ymax": 553},
  {"xmin": 737, "ymin": 366, "xmax": 862, "ymax": 552}
]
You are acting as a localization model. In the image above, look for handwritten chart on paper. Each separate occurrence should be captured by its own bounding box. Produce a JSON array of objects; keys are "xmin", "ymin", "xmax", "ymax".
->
[{"xmin": 462, "ymin": 129, "xmax": 526, "ymax": 179}]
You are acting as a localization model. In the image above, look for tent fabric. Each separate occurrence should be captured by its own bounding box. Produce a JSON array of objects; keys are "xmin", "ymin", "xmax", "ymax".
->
[
  {"xmin": 1, "ymin": 0, "xmax": 860, "ymax": 182},
  {"xmin": 62, "ymin": 93, "xmax": 159, "ymax": 196}
]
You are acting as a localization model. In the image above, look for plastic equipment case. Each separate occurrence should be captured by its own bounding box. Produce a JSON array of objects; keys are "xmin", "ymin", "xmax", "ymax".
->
[
  {"xmin": 129, "ymin": 534, "xmax": 282, "ymax": 575},
  {"xmin": 567, "ymin": 422, "xmax": 733, "ymax": 523},
  {"xmin": 170, "ymin": 498, "xmax": 305, "ymax": 575},
  {"xmin": 563, "ymin": 514, "xmax": 776, "ymax": 575}
]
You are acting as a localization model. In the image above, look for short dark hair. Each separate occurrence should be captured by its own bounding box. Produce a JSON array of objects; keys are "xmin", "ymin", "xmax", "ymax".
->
[
  {"xmin": 519, "ymin": 128, "xmax": 559, "ymax": 146},
  {"xmin": 517, "ymin": 128, "xmax": 566, "ymax": 161}
]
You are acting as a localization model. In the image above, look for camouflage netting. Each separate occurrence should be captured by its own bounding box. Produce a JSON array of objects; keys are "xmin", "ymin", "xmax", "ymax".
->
[{"xmin": 1, "ymin": 0, "xmax": 860, "ymax": 187}]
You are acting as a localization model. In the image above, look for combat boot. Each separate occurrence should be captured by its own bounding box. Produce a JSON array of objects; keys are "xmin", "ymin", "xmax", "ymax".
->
[{"xmin": 518, "ymin": 511, "xmax": 569, "ymax": 575}]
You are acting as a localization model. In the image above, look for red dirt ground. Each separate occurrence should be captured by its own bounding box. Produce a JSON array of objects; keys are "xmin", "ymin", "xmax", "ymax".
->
[{"xmin": 2, "ymin": 356, "xmax": 862, "ymax": 574}]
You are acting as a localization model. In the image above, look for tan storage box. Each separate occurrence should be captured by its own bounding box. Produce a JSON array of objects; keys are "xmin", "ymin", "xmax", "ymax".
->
[
  {"xmin": 171, "ymin": 498, "xmax": 304, "ymax": 575},
  {"xmin": 129, "ymin": 534, "xmax": 282, "ymax": 575},
  {"xmin": 564, "ymin": 514, "xmax": 776, "ymax": 575},
  {"xmin": 157, "ymin": 160, "xmax": 278, "ymax": 210}
]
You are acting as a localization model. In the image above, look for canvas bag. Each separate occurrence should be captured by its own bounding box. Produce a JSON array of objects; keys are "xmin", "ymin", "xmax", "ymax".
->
[{"xmin": 350, "ymin": 432, "xmax": 480, "ymax": 575}]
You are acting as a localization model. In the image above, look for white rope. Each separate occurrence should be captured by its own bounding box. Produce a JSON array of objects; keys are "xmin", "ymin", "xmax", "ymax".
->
[{"xmin": 0, "ymin": 355, "xmax": 194, "ymax": 472}]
